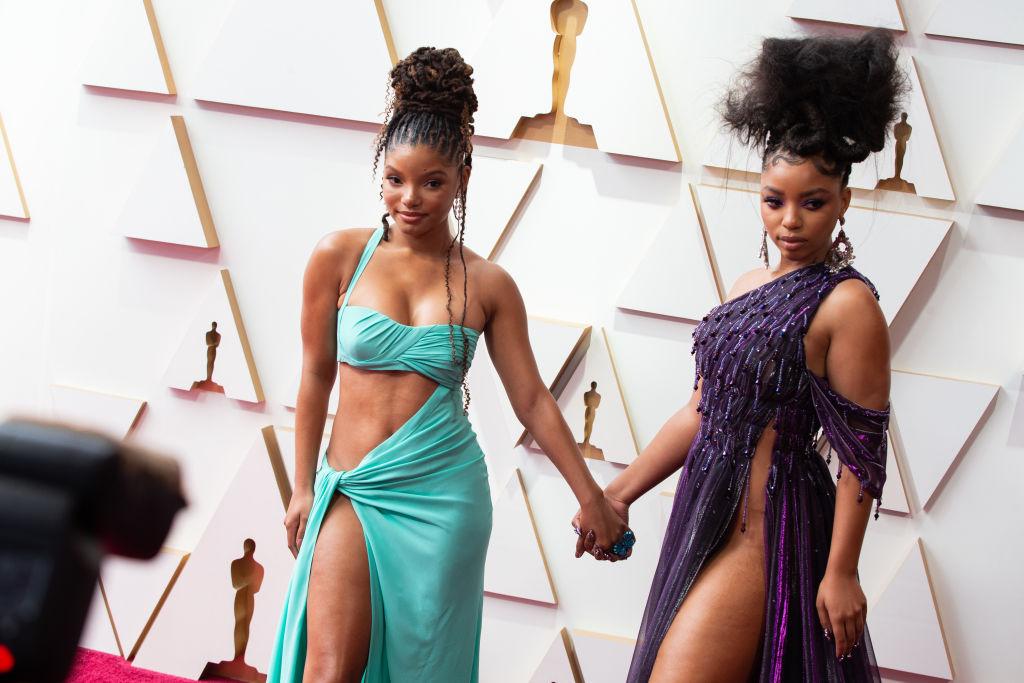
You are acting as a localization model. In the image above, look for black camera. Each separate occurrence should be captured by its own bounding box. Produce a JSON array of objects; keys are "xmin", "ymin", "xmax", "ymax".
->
[{"xmin": 0, "ymin": 419, "xmax": 186, "ymax": 683}]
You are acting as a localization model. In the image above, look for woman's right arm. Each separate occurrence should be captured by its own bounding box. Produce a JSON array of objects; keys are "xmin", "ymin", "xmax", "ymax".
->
[
  {"xmin": 603, "ymin": 271, "xmax": 759, "ymax": 508},
  {"xmin": 285, "ymin": 232, "xmax": 348, "ymax": 557},
  {"xmin": 603, "ymin": 382, "xmax": 701, "ymax": 507}
]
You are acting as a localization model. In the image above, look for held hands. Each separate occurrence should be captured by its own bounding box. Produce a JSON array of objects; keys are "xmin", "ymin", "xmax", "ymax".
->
[
  {"xmin": 572, "ymin": 493, "xmax": 634, "ymax": 562},
  {"xmin": 283, "ymin": 489, "xmax": 314, "ymax": 558},
  {"xmin": 816, "ymin": 569, "xmax": 868, "ymax": 662}
]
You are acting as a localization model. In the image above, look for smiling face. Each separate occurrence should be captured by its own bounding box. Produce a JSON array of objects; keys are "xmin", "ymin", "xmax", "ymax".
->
[
  {"xmin": 382, "ymin": 143, "xmax": 470, "ymax": 238},
  {"xmin": 760, "ymin": 154, "xmax": 852, "ymax": 268}
]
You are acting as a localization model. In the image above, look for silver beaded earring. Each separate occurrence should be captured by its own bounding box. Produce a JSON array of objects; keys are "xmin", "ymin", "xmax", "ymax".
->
[
  {"xmin": 824, "ymin": 216, "xmax": 854, "ymax": 273},
  {"xmin": 759, "ymin": 227, "xmax": 769, "ymax": 269}
]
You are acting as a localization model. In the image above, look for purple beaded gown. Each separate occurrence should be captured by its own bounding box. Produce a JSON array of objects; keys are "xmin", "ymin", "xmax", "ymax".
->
[{"xmin": 627, "ymin": 263, "xmax": 889, "ymax": 683}]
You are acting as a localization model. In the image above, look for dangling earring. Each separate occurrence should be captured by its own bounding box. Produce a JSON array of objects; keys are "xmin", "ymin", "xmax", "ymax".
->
[
  {"xmin": 825, "ymin": 215, "xmax": 854, "ymax": 273},
  {"xmin": 759, "ymin": 227, "xmax": 770, "ymax": 269},
  {"xmin": 453, "ymin": 179, "xmax": 467, "ymax": 226},
  {"xmin": 380, "ymin": 212, "xmax": 390, "ymax": 241}
]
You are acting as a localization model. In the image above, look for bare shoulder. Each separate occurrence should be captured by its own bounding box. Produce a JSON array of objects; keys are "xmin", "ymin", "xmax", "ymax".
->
[
  {"xmin": 817, "ymin": 276, "xmax": 888, "ymax": 352},
  {"xmin": 473, "ymin": 257, "xmax": 519, "ymax": 297},
  {"xmin": 470, "ymin": 259, "xmax": 523, "ymax": 318},
  {"xmin": 725, "ymin": 268, "xmax": 771, "ymax": 301},
  {"xmin": 310, "ymin": 228, "xmax": 374, "ymax": 263},
  {"xmin": 313, "ymin": 227, "xmax": 375, "ymax": 257},
  {"xmin": 819, "ymin": 276, "xmax": 884, "ymax": 324},
  {"xmin": 305, "ymin": 228, "xmax": 375, "ymax": 285}
]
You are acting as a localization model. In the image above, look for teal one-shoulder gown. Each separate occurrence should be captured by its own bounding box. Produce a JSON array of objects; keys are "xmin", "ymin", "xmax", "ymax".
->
[{"xmin": 268, "ymin": 227, "xmax": 492, "ymax": 682}]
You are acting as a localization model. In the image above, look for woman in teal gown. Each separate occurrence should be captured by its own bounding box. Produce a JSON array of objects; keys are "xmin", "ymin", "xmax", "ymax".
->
[{"xmin": 267, "ymin": 47, "xmax": 632, "ymax": 682}]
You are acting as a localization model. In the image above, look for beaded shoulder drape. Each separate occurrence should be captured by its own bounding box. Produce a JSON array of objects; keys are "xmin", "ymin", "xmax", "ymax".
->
[{"xmin": 627, "ymin": 263, "xmax": 889, "ymax": 683}]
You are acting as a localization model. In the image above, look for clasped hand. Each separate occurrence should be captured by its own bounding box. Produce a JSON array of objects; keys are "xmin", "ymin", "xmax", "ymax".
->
[{"xmin": 572, "ymin": 493, "xmax": 633, "ymax": 562}]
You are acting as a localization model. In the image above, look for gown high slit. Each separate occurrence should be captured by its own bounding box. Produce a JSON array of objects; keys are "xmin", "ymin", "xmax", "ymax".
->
[
  {"xmin": 268, "ymin": 227, "xmax": 492, "ymax": 682},
  {"xmin": 627, "ymin": 263, "xmax": 890, "ymax": 683}
]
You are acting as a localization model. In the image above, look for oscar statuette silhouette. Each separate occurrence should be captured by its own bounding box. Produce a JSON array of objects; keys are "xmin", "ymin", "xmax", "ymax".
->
[
  {"xmin": 512, "ymin": 0, "xmax": 598, "ymax": 148},
  {"xmin": 200, "ymin": 539, "xmax": 266, "ymax": 682},
  {"xmin": 191, "ymin": 322, "xmax": 226, "ymax": 394},
  {"xmin": 577, "ymin": 380, "xmax": 604, "ymax": 460},
  {"xmin": 876, "ymin": 112, "xmax": 917, "ymax": 193}
]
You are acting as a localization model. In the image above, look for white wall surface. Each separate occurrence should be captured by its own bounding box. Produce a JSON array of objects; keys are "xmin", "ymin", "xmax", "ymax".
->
[{"xmin": 1, "ymin": 1, "xmax": 1022, "ymax": 681}]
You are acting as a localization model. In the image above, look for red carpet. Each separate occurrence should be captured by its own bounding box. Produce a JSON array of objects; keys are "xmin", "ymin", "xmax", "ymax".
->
[{"xmin": 67, "ymin": 649, "xmax": 237, "ymax": 683}]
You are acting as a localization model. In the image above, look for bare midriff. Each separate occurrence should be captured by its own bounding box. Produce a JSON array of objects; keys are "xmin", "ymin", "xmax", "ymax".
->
[{"xmin": 325, "ymin": 363, "xmax": 440, "ymax": 472}]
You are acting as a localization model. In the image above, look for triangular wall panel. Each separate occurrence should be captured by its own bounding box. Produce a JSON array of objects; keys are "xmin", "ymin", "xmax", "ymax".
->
[
  {"xmin": 79, "ymin": 586, "xmax": 122, "ymax": 657},
  {"xmin": 603, "ymin": 330, "xmax": 696, "ymax": 453},
  {"xmin": 572, "ymin": 629, "xmax": 636, "ymax": 683},
  {"xmin": 868, "ymin": 539, "xmax": 954, "ymax": 679},
  {"xmin": 49, "ymin": 385, "xmax": 146, "ymax": 438},
  {"xmin": 495, "ymin": 317, "xmax": 592, "ymax": 447},
  {"xmin": 163, "ymin": 269, "xmax": 264, "ymax": 403},
  {"xmin": 617, "ymin": 186, "xmax": 720, "ymax": 322},
  {"xmin": 701, "ymin": 129, "xmax": 762, "ymax": 178},
  {"xmin": 879, "ymin": 434, "xmax": 910, "ymax": 515},
  {"xmin": 484, "ymin": 469, "xmax": 558, "ymax": 605},
  {"xmin": 462, "ymin": 155, "xmax": 541, "ymax": 260},
  {"xmin": 102, "ymin": 549, "xmax": 189, "ymax": 661},
  {"xmin": 925, "ymin": 0, "xmax": 1024, "ymax": 47},
  {"xmin": 82, "ymin": 0, "xmax": 175, "ymax": 95},
  {"xmin": 848, "ymin": 58, "xmax": 954, "ymax": 201},
  {"xmin": 480, "ymin": 615, "xmax": 561, "ymax": 683},
  {"xmin": 269, "ymin": 424, "xmax": 333, "ymax": 507},
  {"xmin": 787, "ymin": 0, "xmax": 906, "ymax": 30},
  {"xmin": 976, "ymin": 122, "xmax": 1024, "ymax": 212},
  {"xmin": 527, "ymin": 328, "xmax": 639, "ymax": 466},
  {"xmin": 473, "ymin": 0, "xmax": 679, "ymax": 161},
  {"xmin": 890, "ymin": 370, "xmax": 997, "ymax": 509},
  {"xmin": 0, "ymin": 114, "xmax": 29, "ymax": 219},
  {"xmin": 118, "ymin": 116, "xmax": 218, "ymax": 248},
  {"xmin": 472, "ymin": 1, "xmax": 555, "ymax": 140},
  {"xmin": 694, "ymin": 184, "xmax": 952, "ymax": 325},
  {"xmin": 193, "ymin": 0, "xmax": 394, "ymax": 124},
  {"xmin": 704, "ymin": 58, "xmax": 954, "ymax": 201},
  {"xmin": 133, "ymin": 431, "xmax": 293, "ymax": 678},
  {"xmin": 529, "ymin": 628, "xmax": 581, "ymax": 683},
  {"xmin": 565, "ymin": 0, "xmax": 680, "ymax": 161},
  {"xmin": 1011, "ymin": 372, "xmax": 1024, "ymax": 448}
]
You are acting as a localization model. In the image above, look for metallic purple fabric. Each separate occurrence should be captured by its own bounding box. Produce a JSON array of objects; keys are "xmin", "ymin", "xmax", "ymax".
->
[{"xmin": 627, "ymin": 263, "xmax": 889, "ymax": 683}]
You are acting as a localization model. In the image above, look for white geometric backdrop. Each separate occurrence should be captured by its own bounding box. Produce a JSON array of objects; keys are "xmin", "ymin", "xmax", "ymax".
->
[{"xmin": 1, "ymin": 1, "xmax": 1022, "ymax": 681}]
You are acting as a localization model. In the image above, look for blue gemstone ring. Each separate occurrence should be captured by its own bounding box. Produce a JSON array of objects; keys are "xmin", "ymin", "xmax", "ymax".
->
[{"xmin": 610, "ymin": 529, "xmax": 636, "ymax": 558}]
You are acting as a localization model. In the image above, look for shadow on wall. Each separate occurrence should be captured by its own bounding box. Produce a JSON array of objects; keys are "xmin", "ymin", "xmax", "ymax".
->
[{"xmin": 887, "ymin": 226, "xmax": 954, "ymax": 354}]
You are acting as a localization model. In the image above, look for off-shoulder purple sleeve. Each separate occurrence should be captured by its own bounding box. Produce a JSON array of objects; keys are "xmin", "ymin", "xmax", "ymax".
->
[{"xmin": 808, "ymin": 372, "xmax": 889, "ymax": 509}]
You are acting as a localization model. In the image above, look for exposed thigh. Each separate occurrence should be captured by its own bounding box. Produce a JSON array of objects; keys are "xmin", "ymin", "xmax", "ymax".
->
[
  {"xmin": 305, "ymin": 492, "xmax": 371, "ymax": 674},
  {"xmin": 650, "ymin": 441, "xmax": 774, "ymax": 683},
  {"xmin": 649, "ymin": 542, "xmax": 766, "ymax": 683}
]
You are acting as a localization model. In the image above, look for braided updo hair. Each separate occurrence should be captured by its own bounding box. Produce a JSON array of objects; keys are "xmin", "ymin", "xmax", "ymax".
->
[
  {"xmin": 373, "ymin": 47, "xmax": 477, "ymax": 413},
  {"xmin": 722, "ymin": 29, "xmax": 907, "ymax": 186}
]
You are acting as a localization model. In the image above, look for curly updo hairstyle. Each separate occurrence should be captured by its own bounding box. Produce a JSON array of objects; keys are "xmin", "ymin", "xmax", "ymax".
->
[
  {"xmin": 722, "ymin": 28, "xmax": 907, "ymax": 186},
  {"xmin": 372, "ymin": 47, "xmax": 477, "ymax": 413}
]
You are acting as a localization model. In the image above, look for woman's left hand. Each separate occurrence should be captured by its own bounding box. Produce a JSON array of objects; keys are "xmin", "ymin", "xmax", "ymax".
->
[{"xmin": 816, "ymin": 570, "xmax": 867, "ymax": 662}]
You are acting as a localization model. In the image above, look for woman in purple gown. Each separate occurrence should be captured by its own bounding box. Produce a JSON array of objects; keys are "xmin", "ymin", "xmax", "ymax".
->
[{"xmin": 591, "ymin": 31, "xmax": 906, "ymax": 682}]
